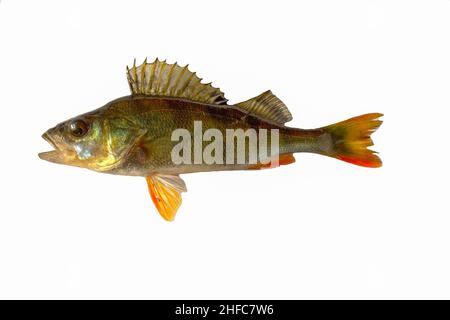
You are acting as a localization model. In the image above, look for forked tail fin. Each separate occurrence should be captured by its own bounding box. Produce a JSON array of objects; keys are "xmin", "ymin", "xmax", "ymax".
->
[{"xmin": 323, "ymin": 113, "xmax": 383, "ymax": 168}]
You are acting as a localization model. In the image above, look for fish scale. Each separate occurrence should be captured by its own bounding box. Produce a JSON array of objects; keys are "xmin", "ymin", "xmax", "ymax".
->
[{"xmin": 39, "ymin": 58, "xmax": 383, "ymax": 221}]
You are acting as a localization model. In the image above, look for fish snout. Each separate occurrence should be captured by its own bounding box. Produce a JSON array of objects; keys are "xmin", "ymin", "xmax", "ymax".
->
[
  {"xmin": 41, "ymin": 126, "xmax": 61, "ymax": 148},
  {"xmin": 39, "ymin": 127, "xmax": 65, "ymax": 162}
]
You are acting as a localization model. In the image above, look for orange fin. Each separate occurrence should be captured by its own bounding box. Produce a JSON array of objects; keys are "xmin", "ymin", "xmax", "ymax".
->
[
  {"xmin": 249, "ymin": 153, "xmax": 296, "ymax": 170},
  {"xmin": 323, "ymin": 113, "xmax": 383, "ymax": 168},
  {"xmin": 146, "ymin": 174, "xmax": 187, "ymax": 221}
]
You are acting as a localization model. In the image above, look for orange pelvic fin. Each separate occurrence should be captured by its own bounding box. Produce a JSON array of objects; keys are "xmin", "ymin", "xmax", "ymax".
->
[
  {"xmin": 323, "ymin": 113, "xmax": 383, "ymax": 168},
  {"xmin": 146, "ymin": 174, "xmax": 187, "ymax": 221}
]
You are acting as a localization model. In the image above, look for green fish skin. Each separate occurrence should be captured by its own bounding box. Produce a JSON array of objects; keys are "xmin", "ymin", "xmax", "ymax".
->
[{"xmin": 39, "ymin": 59, "xmax": 382, "ymax": 221}]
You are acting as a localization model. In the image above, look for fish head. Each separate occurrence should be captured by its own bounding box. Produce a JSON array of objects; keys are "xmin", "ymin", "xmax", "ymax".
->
[
  {"xmin": 39, "ymin": 110, "xmax": 145, "ymax": 172},
  {"xmin": 39, "ymin": 112, "xmax": 110, "ymax": 170}
]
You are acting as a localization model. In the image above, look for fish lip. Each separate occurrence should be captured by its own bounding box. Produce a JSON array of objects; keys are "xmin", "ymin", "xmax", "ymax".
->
[
  {"xmin": 38, "ymin": 150, "xmax": 59, "ymax": 161},
  {"xmin": 41, "ymin": 132, "xmax": 58, "ymax": 150},
  {"xmin": 38, "ymin": 132, "xmax": 61, "ymax": 161}
]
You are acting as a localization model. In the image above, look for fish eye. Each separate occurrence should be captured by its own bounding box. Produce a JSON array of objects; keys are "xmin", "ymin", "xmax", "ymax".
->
[{"xmin": 69, "ymin": 119, "xmax": 90, "ymax": 137}]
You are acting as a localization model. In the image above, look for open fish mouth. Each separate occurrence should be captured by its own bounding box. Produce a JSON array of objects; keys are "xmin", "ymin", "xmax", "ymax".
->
[{"xmin": 38, "ymin": 132, "xmax": 64, "ymax": 163}]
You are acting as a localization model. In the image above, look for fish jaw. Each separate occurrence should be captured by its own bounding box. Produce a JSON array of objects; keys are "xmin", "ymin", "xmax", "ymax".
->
[
  {"xmin": 38, "ymin": 131, "xmax": 76, "ymax": 165},
  {"xmin": 38, "ymin": 150, "xmax": 62, "ymax": 163}
]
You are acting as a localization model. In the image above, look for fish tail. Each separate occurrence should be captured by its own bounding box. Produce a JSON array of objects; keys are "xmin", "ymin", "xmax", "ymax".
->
[{"xmin": 321, "ymin": 113, "xmax": 383, "ymax": 168}]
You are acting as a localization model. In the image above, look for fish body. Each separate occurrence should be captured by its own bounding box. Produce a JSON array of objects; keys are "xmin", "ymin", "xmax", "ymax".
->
[
  {"xmin": 68, "ymin": 95, "xmax": 324, "ymax": 176},
  {"xmin": 40, "ymin": 59, "xmax": 383, "ymax": 221}
]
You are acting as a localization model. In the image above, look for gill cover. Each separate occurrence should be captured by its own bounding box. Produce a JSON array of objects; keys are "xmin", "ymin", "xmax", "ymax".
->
[{"xmin": 99, "ymin": 117, "xmax": 147, "ymax": 171}]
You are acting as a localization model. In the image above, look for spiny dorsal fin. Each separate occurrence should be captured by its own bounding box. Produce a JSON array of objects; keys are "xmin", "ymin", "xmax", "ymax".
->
[
  {"xmin": 236, "ymin": 90, "xmax": 293, "ymax": 124},
  {"xmin": 127, "ymin": 58, "xmax": 228, "ymax": 105}
]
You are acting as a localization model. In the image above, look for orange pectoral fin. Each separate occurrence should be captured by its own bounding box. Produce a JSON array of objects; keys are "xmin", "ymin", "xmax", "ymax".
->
[
  {"xmin": 249, "ymin": 153, "xmax": 296, "ymax": 170},
  {"xmin": 146, "ymin": 174, "xmax": 187, "ymax": 221}
]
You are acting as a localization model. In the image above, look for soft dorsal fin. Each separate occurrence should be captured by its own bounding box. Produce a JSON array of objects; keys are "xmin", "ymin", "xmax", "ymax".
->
[
  {"xmin": 236, "ymin": 90, "xmax": 293, "ymax": 124},
  {"xmin": 127, "ymin": 58, "xmax": 228, "ymax": 105},
  {"xmin": 146, "ymin": 174, "xmax": 187, "ymax": 221}
]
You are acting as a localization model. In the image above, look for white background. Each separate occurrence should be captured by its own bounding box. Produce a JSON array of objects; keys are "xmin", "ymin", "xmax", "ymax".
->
[{"xmin": 0, "ymin": 0, "xmax": 449, "ymax": 299}]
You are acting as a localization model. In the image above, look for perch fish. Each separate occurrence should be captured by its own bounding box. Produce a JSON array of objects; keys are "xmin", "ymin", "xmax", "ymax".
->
[{"xmin": 39, "ymin": 59, "xmax": 383, "ymax": 221}]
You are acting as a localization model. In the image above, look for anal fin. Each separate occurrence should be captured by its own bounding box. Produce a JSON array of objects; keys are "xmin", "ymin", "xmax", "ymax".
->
[{"xmin": 249, "ymin": 153, "xmax": 296, "ymax": 170}]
